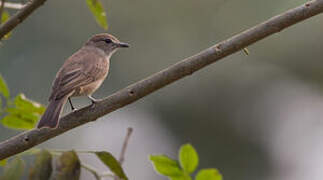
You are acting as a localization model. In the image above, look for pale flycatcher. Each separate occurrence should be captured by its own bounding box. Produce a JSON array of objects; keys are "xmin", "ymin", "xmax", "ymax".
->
[{"xmin": 37, "ymin": 33, "xmax": 129, "ymax": 129}]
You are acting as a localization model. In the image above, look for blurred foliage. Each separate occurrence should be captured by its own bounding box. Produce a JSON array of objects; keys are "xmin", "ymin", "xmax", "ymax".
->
[
  {"xmin": 0, "ymin": 74, "xmax": 9, "ymax": 100},
  {"xmin": 0, "ymin": 159, "xmax": 6, "ymax": 167},
  {"xmin": 51, "ymin": 151, "xmax": 81, "ymax": 180},
  {"xmin": 150, "ymin": 144, "xmax": 222, "ymax": 180},
  {"xmin": 86, "ymin": 0, "xmax": 108, "ymax": 30},
  {"xmin": 0, "ymin": 10, "xmax": 11, "ymax": 39},
  {"xmin": 0, "ymin": 148, "xmax": 126, "ymax": 179},
  {"xmin": 0, "ymin": 157, "xmax": 25, "ymax": 180},
  {"xmin": 95, "ymin": 151, "xmax": 128, "ymax": 180},
  {"xmin": 0, "ymin": 74, "xmax": 45, "ymax": 130},
  {"xmin": 29, "ymin": 150, "xmax": 53, "ymax": 180}
]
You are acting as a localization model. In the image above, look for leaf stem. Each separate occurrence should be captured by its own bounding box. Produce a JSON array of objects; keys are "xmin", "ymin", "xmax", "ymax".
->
[
  {"xmin": 81, "ymin": 163, "xmax": 101, "ymax": 180},
  {"xmin": 118, "ymin": 127, "xmax": 133, "ymax": 165}
]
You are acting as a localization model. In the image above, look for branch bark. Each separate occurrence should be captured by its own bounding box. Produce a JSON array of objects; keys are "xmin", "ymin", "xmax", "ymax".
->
[
  {"xmin": 0, "ymin": 0, "xmax": 323, "ymax": 160},
  {"xmin": 0, "ymin": 0, "xmax": 46, "ymax": 39}
]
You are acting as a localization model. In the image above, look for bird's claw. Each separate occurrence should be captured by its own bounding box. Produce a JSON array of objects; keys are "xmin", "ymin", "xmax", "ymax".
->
[
  {"xmin": 72, "ymin": 108, "xmax": 78, "ymax": 112},
  {"xmin": 88, "ymin": 96, "xmax": 100, "ymax": 109}
]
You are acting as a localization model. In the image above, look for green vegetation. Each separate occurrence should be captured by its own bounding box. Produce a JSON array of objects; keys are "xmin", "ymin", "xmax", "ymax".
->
[
  {"xmin": 0, "ymin": 75, "xmax": 45, "ymax": 130},
  {"xmin": 150, "ymin": 144, "xmax": 222, "ymax": 180}
]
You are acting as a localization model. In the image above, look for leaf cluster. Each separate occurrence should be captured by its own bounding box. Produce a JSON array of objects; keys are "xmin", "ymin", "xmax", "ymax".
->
[
  {"xmin": 0, "ymin": 149, "xmax": 127, "ymax": 180},
  {"xmin": 150, "ymin": 144, "xmax": 222, "ymax": 180},
  {"xmin": 0, "ymin": 75, "xmax": 45, "ymax": 130},
  {"xmin": 0, "ymin": 10, "xmax": 11, "ymax": 39},
  {"xmin": 86, "ymin": 0, "xmax": 108, "ymax": 30}
]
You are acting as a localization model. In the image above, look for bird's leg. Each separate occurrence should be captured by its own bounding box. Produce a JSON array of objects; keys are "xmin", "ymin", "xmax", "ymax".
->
[
  {"xmin": 88, "ymin": 95, "xmax": 99, "ymax": 108},
  {"xmin": 68, "ymin": 97, "xmax": 77, "ymax": 111}
]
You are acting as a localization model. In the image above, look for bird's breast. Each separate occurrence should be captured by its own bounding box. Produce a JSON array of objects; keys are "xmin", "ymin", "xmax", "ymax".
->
[
  {"xmin": 72, "ymin": 59, "xmax": 110, "ymax": 97},
  {"xmin": 73, "ymin": 78, "xmax": 106, "ymax": 96}
]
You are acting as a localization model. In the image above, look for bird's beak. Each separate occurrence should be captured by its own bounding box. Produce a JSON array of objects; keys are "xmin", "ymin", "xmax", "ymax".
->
[{"xmin": 117, "ymin": 42, "xmax": 130, "ymax": 48}]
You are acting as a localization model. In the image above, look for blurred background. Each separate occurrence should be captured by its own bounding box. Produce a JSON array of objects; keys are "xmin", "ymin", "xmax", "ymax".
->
[{"xmin": 1, "ymin": 0, "xmax": 323, "ymax": 179}]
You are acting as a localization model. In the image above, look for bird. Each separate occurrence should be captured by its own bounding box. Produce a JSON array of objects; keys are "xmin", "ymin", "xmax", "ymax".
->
[{"xmin": 37, "ymin": 33, "xmax": 129, "ymax": 129}]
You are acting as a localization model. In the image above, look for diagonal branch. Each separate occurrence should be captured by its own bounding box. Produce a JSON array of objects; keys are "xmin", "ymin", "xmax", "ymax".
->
[
  {"xmin": 0, "ymin": 0, "xmax": 322, "ymax": 160},
  {"xmin": 0, "ymin": 0, "xmax": 47, "ymax": 39}
]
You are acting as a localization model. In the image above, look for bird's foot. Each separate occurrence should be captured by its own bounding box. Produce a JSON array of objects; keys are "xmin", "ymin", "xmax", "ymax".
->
[
  {"xmin": 68, "ymin": 98, "xmax": 78, "ymax": 112},
  {"xmin": 72, "ymin": 107, "xmax": 78, "ymax": 112},
  {"xmin": 88, "ymin": 95, "xmax": 100, "ymax": 109}
]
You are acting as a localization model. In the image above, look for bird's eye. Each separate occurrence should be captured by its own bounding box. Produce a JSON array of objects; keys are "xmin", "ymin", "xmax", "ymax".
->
[{"xmin": 104, "ymin": 39, "xmax": 112, "ymax": 44}]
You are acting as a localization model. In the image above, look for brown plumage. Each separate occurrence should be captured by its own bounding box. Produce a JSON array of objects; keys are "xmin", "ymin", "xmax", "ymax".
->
[{"xmin": 37, "ymin": 33, "xmax": 129, "ymax": 129}]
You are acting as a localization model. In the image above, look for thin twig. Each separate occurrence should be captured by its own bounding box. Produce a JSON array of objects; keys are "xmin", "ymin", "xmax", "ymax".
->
[
  {"xmin": 118, "ymin": 127, "xmax": 133, "ymax": 165},
  {"xmin": 81, "ymin": 163, "xmax": 101, "ymax": 180},
  {"xmin": 0, "ymin": 0, "xmax": 47, "ymax": 39},
  {"xmin": 101, "ymin": 173, "xmax": 116, "ymax": 178},
  {"xmin": 0, "ymin": 0, "xmax": 322, "ymax": 160},
  {"xmin": 114, "ymin": 128, "xmax": 133, "ymax": 180},
  {"xmin": 81, "ymin": 163, "xmax": 115, "ymax": 180}
]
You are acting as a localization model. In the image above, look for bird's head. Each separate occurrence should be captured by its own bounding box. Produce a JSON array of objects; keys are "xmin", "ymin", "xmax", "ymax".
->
[{"xmin": 85, "ymin": 33, "xmax": 129, "ymax": 55}]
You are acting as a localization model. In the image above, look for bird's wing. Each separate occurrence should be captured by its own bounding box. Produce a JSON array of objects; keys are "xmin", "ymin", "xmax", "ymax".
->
[{"xmin": 49, "ymin": 50, "xmax": 108, "ymax": 100}]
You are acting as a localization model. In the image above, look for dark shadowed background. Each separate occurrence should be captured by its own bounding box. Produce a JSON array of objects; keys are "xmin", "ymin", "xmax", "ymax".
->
[{"xmin": 1, "ymin": 0, "xmax": 323, "ymax": 179}]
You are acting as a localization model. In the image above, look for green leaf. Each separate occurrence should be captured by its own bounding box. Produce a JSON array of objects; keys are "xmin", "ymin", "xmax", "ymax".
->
[
  {"xmin": 14, "ymin": 93, "xmax": 45, "ymax": 115},
  {"xmin": 0, "ymin": 74, "xmax": 9, "ymax": 99},
  {"xmin": 51, "ymin": 151, "xmax": 80, "ymax": 180},
  {"xmin": 0, "ymin": 98, "xmax": 2, "ymax": 116},
  {"xmin": 2, "ymin": 114, "xmax": 35, "ymax": 130},
  {"xmin": 86, "ymin": 0, "xmax": 108, "ymax": 30},
  {"xmin": 1, "ymin": 111, "xmax": 38, "ymax": 130},
  {"xmin": 95, "ymin": 151, "xmax": 127, "ymax": 180},
  {"xmin": 195, "ymin": 169, "xmax": 222, "ymax": 180},
  {"xmin": 149, "ymin": 155, "xmax": 183, "ymax": 177},
  {"xmin": 170, "ymin": 174, "xmax": 192, "ymax": 180},
  {"xmin": 29, "ymin": 149, "xmax": 53, "ymax": 180},
  {"xmin": 24, "ymin": 148, "xmax": 42, "ymax": 155},
  {"xmin": 179, "ymin": 144, "xmax": 199, "ymax": 173},
  {"xmin": 0, "ymin": 159, "xmax": 7, "ymax": 166},
  {"xmin": 6, "ymin": 107, "xmax": 40, "ymax": 121},
  {"xmin": 1, "ymin": 94, "xmax": 46, "ymax": 130},
  {"xmin": 1, "ymin": 11, "xmax": 12, "ymax": 39},
  {"xmin": 1, "ymin": 157, "xmax": 25, "ymax": 180}
]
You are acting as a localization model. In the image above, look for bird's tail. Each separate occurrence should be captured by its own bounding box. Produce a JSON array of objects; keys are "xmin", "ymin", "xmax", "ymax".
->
[{"xmin": 37, "ymin": 97, "xmax": 67, "ymax": 129}]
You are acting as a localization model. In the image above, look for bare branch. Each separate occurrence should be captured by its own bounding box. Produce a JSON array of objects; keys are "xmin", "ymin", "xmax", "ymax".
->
[
  {"xmin": 0, "ymin": 0, "xmax": 47, "ymax": 39},
  {"xmin": 0, "ymin": 0, "xmax": 322, "ymax": 160},
  {"xmin": 118, "ymin": 127, "xmax": 133, "ymax": 165}
]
